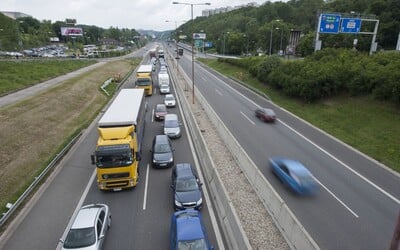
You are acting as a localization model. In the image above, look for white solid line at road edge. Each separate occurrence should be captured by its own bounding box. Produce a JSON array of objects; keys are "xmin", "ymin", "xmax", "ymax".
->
[
  {"xmin": 240, "ymin": 111, "xmax": 255, "ymax": 125},
  {"xmin": 143, "ymin": 163, "xmax": 150, "ymax": 210},
  {"xmin": 203, "ymin": 67, "xmax": 400, "ymax": 205}
]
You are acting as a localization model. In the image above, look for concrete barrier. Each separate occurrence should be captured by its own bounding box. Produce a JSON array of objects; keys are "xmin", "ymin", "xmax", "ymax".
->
[
  {"xmin": 169, "ymin": 53, "xmax": 319, "ymax": 250},
  {"xmin": 168, "ymin": 54, "xmax": 252, "ymax": 250}
]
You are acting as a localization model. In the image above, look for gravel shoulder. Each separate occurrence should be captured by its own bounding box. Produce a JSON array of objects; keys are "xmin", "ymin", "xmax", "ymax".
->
[{"xmin": 173, "ymin": 58, "xmax": 289, "ymax": 249}]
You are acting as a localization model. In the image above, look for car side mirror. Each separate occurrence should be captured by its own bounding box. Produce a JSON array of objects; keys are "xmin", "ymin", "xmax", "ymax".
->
[
  {"xmin": 59, "ymin": 239, "xmax": 64, "ymax": 244},
  {"xmin": 136, "ymin": 152, "xmax": 141, "ymax": 161},
  {"xmin": 99, "ymin": 235, "xmax": 105, "ymax": 240},
  {"xmin": 90, "ymin": 154, "xmax": 95, "ymax": 165}
]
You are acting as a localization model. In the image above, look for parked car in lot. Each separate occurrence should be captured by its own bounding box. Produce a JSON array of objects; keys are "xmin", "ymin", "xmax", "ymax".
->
[
  {"xmin": 171, "ymin": 163, "xmax": 203, "ymax": 210},
  {"xmin": 255, "ymin": 108, "xmax": 276, "ymax": 122},
  {"xmin": 269, "ymin": 157, "xmax": 319, "ymax": 195},
  {"xmin": 164, "ymin": 114, "xmax": 182, "ymax": 139},
  {"xmin": 164, "ymin": 94, "xmax": 176, "ymax": 107},
  {"xmin": 151, "ymin": 135, "xmax": 174, "ymax": 168},
  {"xmin": 170, "ymin": 209, "xmax": 214, "ymax": 250},
  {"xmin": 60, "ymin": 204, "xmax": 111, "ymax": 250},
  {"xmin": 154, "ymin": 103, "xmax": 167, "ymax": 121}
]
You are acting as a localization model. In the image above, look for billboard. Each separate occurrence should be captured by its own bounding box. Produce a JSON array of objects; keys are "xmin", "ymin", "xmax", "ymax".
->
[
  {"xmin": 61, "ymin": 27, "xmax": 83, "ymax": 36},
  {"xmin": 193, "ymin": 33, "xmax": 206, "ymax": 39}
]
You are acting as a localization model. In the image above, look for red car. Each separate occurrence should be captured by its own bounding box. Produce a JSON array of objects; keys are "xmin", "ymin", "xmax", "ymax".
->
[
  {"xmin": 154, "ymin": 104, "xmax": 167, "ymax": 121},
  {"xmin": 255, "ymin": 108, "xmax": 276, "ymax": 122}
]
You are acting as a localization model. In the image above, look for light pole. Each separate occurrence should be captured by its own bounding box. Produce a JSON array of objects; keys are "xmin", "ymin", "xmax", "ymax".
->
[
  {"xmin": 173, "ymin": 1, "xmax": 211, "ymax": 104},
  {"xmin": 269, "ymin": 19, "xmax": 280, "ymax": 56},
  {"xmin": 275, "ymin": 27, "xmax": 283, "ymax": 55}
]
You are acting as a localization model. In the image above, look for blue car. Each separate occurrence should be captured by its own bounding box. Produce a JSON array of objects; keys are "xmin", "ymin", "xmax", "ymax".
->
[
  {"xmin": 170, "ymin": 210, "xmax": 214, "ymax": 250},
  {"xmin": 269, "ymin": 157, "xmax": 319, "ymax": 195}
]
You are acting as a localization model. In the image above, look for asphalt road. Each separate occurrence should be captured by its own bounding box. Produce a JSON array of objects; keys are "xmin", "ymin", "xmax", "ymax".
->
[
  {"xmin": 0, "ymin": 44, "xmax": 221, "ymax": 250},
  {"xmin": 172, "ymin": 44, "xmax": 400, "ymax": 250}
]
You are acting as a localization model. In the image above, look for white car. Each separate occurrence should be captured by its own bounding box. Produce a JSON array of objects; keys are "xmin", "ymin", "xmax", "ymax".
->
[
  {"xmin": 164, "ymin": 94, "xmax": 176, "ymax": 107},
  {"xmin": 160, "ymin": 84, "xmax": 170, "ymax": 94},
  {"xmin": 61, "ymin": 204, "xmax": 111, "ymax": 250}
]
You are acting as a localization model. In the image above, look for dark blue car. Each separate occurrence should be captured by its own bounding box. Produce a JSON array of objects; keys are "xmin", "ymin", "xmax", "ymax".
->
[
  {"xmin": 170, "ymin": 210, "xmax": 214, "ymax": 250},
  {"xmin": 269, "ymin": 157, "xmax": 319, "ymax": 195}
]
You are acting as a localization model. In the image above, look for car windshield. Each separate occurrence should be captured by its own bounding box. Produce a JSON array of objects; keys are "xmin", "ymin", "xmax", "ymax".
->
[
  {"xmin": 165, "ymin": 119, "xmax": 179, "ymax": 128},
  {"xmin": 155, "ymin": 143, "xmax": 171, "ymax": 153},
  {"xmin": 165, "ymin": 96, "xmax": 174, "ymax": 101},
  {"xmin": 136, "ymin": 78, "xmax": 151, "ymax": 86},
  {"xmin": 264, "ymin": 109, "xmax": 275, "ymax": 115},
  {"xmin": 176, "ymin": 177, "xmax": 198, "ymax": 192},
  {"xmin": 291, "ymin": 172, "xmax": 314, "ymax": 186},
  {"xmin": 63, "ymin": 227, "xmax": 96, "ymax": 249},
  {"xmin": 178, "ymin": 238, "xmax": 208, "ymax": 250},
  {"xmin": 96, "ymin": 146, "xmax": 133, "ymax": 168}
]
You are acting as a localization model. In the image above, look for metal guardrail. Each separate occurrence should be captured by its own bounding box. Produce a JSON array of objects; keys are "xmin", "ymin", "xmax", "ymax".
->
[{"xmin": 0, "ymin": 132, "xmax": 82, "ymax": 228}]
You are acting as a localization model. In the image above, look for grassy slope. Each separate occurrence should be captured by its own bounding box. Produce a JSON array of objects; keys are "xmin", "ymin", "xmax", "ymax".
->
[
  {"xmin": 0, "ymin": 60, "xmax": 96, "ymax": 95},
  {"xmin": 199, "ymin": 58, "xmax": 400, "ymax": 172},
  {"xmin": 0, "ymin": 58, "xmax": 140, "ymax": 214}
]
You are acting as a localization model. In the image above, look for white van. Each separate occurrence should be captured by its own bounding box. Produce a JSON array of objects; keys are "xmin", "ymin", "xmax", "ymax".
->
[{"xmin": 158, "ymin": 72, "xmax": 170, "ymax": 87}]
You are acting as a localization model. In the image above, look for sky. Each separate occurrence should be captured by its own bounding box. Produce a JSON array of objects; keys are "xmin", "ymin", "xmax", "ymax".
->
[{"xmin": 0, "ymin": 0, "xmax": 282, "ymax": 31}]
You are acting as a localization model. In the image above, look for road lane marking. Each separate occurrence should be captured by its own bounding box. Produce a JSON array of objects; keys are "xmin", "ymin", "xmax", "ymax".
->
[
  {"xmin": 278, "ymin": 118, "xmax": 400, "ymax": 205},
  {"xmin": 143, "ymin": 163, "xmax": 150, "ymax": 210},
  {"xmin": 203, "ymin": 69, "xmax": 400, "ymax": 205},
  {"xmin": 240, "ymin": 111, "xmax": 255, "ymax": 125},
  {"xmin": 215, "ymin": 89, "xmax": 223, "ymax": 96},
  {"xmin": 314, "ymin": 177, "xmax": 359, "ymax": 218}
]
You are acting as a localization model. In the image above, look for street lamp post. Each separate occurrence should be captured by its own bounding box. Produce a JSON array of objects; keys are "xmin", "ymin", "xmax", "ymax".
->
[
  {"xmin": 173, "ymin": 1, "xmax": 211, "ymax": 104},
  {"xmin": 275, "ymin": 27, "xmax": 283, "ymax": 55},
  {"xmin": 269, "ymin": 19, "xmax": 280, "ymax": 56}
]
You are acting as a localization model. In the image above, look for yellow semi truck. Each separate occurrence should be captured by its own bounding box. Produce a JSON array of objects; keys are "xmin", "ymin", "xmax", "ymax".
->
[
  {"xmin": 91, "ymin": 89, "xmax": 146, "ymax": 191},
  {"xmin": 135, "ymin": 64, "xmax": 153, "ymax": 96}
]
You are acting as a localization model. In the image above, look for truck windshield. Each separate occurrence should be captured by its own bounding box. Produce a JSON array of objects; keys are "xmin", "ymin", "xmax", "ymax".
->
[
  {"xmin": 136, "ymin": 78, "xmax": 151, "ymax": 86},
  {"xmin": 96, "ymin": 145, "xmax": 133, "ymax": 168}
]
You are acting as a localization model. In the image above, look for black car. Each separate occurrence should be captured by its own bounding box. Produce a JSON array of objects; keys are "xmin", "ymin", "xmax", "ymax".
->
[
  {"xmin": 255, "ymin": 108, "xmax": 276, "ymax": 122},
  {"xmin": 171, "ymin": 163, "xmax": 203, "ymax": 210},
  {"xmin": 151, "ymin": 135, "xmax": 174, "ymax": 168}
]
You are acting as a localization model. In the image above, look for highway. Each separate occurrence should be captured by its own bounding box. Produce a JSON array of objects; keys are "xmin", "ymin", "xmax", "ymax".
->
[
  {"xmin": 0, "ymin": 45, "xmax": 221, "ymax": 250},
  {"xmin": 169, "ymin": 43, "xmax": 400, "ymax": 249}
]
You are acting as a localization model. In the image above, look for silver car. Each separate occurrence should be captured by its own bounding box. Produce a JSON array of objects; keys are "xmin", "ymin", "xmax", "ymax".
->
[
  {"xmin": 163, "ymin": 114, "xmax": 181, "ymax": 138},
  {"xmin": 61, "ymin": 204, "xmax": 111, "ymax": 250}
]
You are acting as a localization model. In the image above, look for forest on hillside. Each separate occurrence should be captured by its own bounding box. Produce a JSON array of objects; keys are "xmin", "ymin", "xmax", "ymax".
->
[{"xmin": 175, "ymin": 0, "xmax": 399, "ymax": 56}]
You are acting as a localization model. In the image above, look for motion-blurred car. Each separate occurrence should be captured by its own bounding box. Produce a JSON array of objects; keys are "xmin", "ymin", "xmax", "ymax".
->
[
  {"xmin": 170, "ymin": 209, "xmax": 214, "ymax": 250},
  {"xmin": 151, "ymin": 135, "xmax": 174, "ymax": 168},
  {"xmin": 269, "ymin": 157, "xmax": 318, "ymax": 195},
  {"xmin": 61, "ymin": 204, "xmax": 111, "ymax": 250},
  {"xmin": 164, "ymin": 94, "xmax": 176, "ymax": 107},
  {"xmin": 255, "ymin": 108, "xmax": 276, "ymax": 122},
  {"xmin": 171, "ymin": 163, "xmax": 203, "ymax": 210},
  {"xmin": 164, "ymin": 114, "xmax": 182, "ymax": 139},
  {"xmin": 154, "ymin": 103, "xmax": 167, "ymax": 121}
]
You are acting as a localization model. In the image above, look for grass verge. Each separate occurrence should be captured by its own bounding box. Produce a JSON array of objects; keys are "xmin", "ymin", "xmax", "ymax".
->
[
  {"xmin": 199, "ymin": 58, "xmax": 400, "ymax": 173},
  {"xmin": 0, "ymin": 59, "xmax": 97, "ymax": 96},
  {"xmin": 0, "ymin": 58, "xmax": 141, "ymax": 215}
]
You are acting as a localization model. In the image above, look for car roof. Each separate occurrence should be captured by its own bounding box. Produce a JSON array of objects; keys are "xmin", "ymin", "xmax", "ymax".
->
[
  {"xmin": 175, "ymin": 210, "xmax": 205, "ymax": 241},
  {"xmin": 175, "ymin": 163, "xmax": 194, "ymax": 177},
  {"xmin": 71, "ymin": 205, "xmax": 103, "ymax": 229},
  {"xmin": 277, "ymin": 158, "xmax": 311, "ymax": 176}
]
